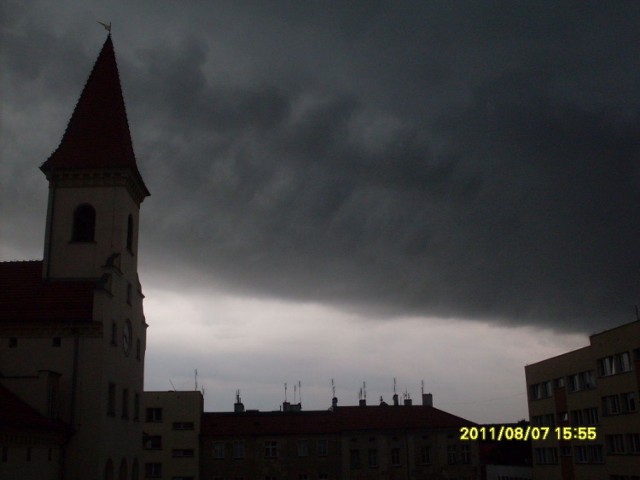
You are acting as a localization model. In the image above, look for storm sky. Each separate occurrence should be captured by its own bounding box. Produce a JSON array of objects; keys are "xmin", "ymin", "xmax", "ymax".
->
[{"xmin": 2, "ymin": 1, "xmax": 639, "ymax": 422}]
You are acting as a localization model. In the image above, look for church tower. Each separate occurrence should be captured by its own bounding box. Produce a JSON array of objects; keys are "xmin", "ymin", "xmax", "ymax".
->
[
  {"xmin": 41, "ymin": 34, "xmax": 149, "ymax": 281},
  {"xmin": 0, "ymin": 34, "xmax": 150, "ymax": 480}
]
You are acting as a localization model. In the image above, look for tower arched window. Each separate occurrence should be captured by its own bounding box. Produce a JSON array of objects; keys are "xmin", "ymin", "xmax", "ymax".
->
[
  {"xmin": 126, "ymin": 214, "xmax": 134, "ymax": 252},
  {"xmin": 72, "ymin": 204, "xmax": 96, "ymax": 242}
]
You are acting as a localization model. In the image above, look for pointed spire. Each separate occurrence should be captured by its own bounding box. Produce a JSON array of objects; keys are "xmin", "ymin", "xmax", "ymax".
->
[{"xmin": 41, "ymin": 35, "xmax": 149, "ymax": 196}]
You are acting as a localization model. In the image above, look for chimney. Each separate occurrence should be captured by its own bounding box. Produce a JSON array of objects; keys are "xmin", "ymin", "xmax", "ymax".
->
[
  {"xmin": 404, "ymin": 397, "xmax": 413, "ymax": 406},
  {"xmin": 359, "ymin": 398, "xmax": 367, "ymax": 407},
  {"xmin": 393, "ymin": 393, "xmax": 399, "ymax": 407},
  {"xmin": 331, "ymin": 397, "xmax": 338, "ymax": 410},
  {"xmin": 234, "ymin": 390, "xmax": 245, "ymax": 413},
  {"xmin": 422, "ymin": 393, "xmax": 433, "ymax": 407}
]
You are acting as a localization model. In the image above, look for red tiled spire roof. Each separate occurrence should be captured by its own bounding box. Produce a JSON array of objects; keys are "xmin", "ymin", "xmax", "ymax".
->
[
  {"xmin": 0, "ymin": 261, "xmax": 94, "ymax": 323},
  {"xmin": 40, "ymin": 35, "xmax": 149, "ymax": 195}
]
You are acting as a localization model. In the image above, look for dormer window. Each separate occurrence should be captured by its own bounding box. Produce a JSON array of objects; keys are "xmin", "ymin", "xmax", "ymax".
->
[{"xmin": 72, "ymin": 204, "xmax": 96, "ymax": 242}]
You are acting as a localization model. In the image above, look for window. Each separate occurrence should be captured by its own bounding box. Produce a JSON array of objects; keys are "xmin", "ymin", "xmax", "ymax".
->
[
  {"xmin": 145, "ymin": 407, "xmax": 162, "ymax": 422},
  {"xmin": 603, "ymin": 393, "xmax": 636, "ymax": 415},
  {"xmin": 420, "ymin": 446, "xmax": 431, "ymax": 464},
  {"xmin": 134, "ymin": 393, "xmax": 140, "ymax": 421},
  {"xmin": 534, "ymin": 447, "xmax": 558, "ymax": 464},
  {"xmin": 52, "ymin": 337, "xmax": 61, "ymax": 347},
  {"xmin": 213, "ymin": 442, "xmax": 225, "ymax": 459},
  {"xmin": 627, "ymin": 433, "xmax": 640, "ymax": 454},
  {"xmin": 553, "ymin": 377, "xmax": 565, "ymax": 388},
  {"xmin": 144, "ymin": 462, "xmax": 161, "ymax": 478},
  {"xmin": 233, "ymin": 441, "xmax": 245, "ymax": 459},
  {"xmin": 603, "ymin": 395, "xmax": 621, "ymax": 415},
  {"xmin": 598, "ymin": 352, "xmax": 632, "ymax": 376},
  {"xmin": 568, "ymin": 370, "xmax": 595, "ymax": 391},
  {"xmin": 173, "ymin": 422, "xmax": 194, "ymax": 430},
  {"xmin": 172, "ymin": 449, "xmax": 194, "ymax": 458},
  {"xmin": 297, "ymin": 440, "xmax": 309, "ymax": 457},
  {"xmin": 530, "ymin": 381, "xmax": 552, "ymax": 400},
  {"xmin": 107, "ymin": 383, "xmax": 116, "ymax": 416},
  {"xmin": 368, "ymin": 448, "xmax": 378, "ymax": 468},
  {"xmin": 447, "ymin": 445, "xmax": 457, "ymax": 464},
  {"xmin": 264, "ymin": 441, "xmax": 277, "ymax": 458},
  {"xmin": 72, "ymin": 204, "xmax": 96, "ymax": 242},
  {"xmin": 143, "ymin": 436, "xmax": 162, "ymax": 450},
  {"xmin": 122, "ymin": 388, "xmax": 129, "ymax": 419},
  {"xmin": 111, "ymin": 322, "xmax": 117, "ymax": 346},
  {"xmin": 574, "ymin": 445, "xmax": 603, "ymax": 463},
  {"xmin": 9, "ymin": 337, "xmax": 17, "ymax": 348},
  {"xmin": 584, "ymin": 407, "xmax": 599, "ymax": 425},
  {"xmin": 350, "ymin": 449, "xmax": 360, "ymax": 469},
  {"xmin": 391, "ymin": 447, "xmax": 400, "ymax": 466},
  {"xmin": 460, "ymin": 444, "xmax": 471, "ymax": 464},
  {"xmin": 606, "ymin": 434, "xmax": 625, "ymax": 454},
  {"xmin": 557, "ymin": 411, "xmax": 568, "ymax": 423},
  {"xmin": 317, "ymin": 439, "xmax": 328, "ymax": 456},
  {"xmin": 127, "ymin": 214, "xmax": 134, "ymax": 252},
  {"xmin": 621, "ymin": 392, "xmax": 637, "ymax": 413},
  {"xmin": 532, "ymin": 414, "xmax": 555, "ymax": 427}
]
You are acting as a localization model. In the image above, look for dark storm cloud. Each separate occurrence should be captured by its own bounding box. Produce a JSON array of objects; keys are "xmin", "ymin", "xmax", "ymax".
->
[{"xmin": 3, "ymin": 1, "xmax": 640, "ymax": 331}]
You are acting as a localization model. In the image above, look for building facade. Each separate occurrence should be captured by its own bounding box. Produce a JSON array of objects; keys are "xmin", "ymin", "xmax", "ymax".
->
[
  {"xmin": 0, "ymin": 34, "xmax": 150, "ymax": 480},
  {"xmin": 200, "ymin": 394, "xmax": 479, "ymax": 480},
  {"xmin": 525, "ymin": 320, "xmax": 640, "ymax": 480},
  {"xmin": 142, "ymin": 391, "xmax": 204, "ymax": 480}
]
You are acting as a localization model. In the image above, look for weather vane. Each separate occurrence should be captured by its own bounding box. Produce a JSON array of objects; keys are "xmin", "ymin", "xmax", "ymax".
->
[{"xmin": 98, "ymin": 21, "xmax": 112, "ymax": 33}]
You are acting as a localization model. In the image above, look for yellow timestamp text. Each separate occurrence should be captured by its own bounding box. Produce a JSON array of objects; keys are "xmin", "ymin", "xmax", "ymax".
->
[{"xmin": 459, "ymin": 426, "xmax": 598, "ymax": 442}]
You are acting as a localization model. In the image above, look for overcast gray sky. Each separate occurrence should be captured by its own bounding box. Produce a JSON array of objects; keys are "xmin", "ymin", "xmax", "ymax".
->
[{"xmin": 2, "ymin": 1, "xmax": 639, "ymax": 423}]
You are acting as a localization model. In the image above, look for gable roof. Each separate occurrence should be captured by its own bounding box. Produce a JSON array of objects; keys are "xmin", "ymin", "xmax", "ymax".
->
[
  {"xmin": 0, "ymin": 383, "xmax": 70, "ymax": 439},
  {"xmin": 0, "ymin": 261, "xmax": 94, "ymax": 323},
  {"xmin": 40, "ymin": 35, "xmax": 149, "ymax": 197},
  {"xmin": 202, "ymin": 405, "xmax": 475, "ymax": 436}
]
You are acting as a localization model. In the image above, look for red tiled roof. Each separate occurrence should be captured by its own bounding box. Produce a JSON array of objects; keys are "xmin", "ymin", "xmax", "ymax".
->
[
  {"xmin": 0, "ymin": 261, "xmax": 95, "ymax": 323},
  {"xmin": 40, "ymin": 35, "xmax": 149, "ymax": 196},
  {"xmin": 202, "ymin": 405, "xmax": 475, "ymax": 436},
  {"xmin": 0, "ymin": 383, "xmax": 69, "ymax": 438}
]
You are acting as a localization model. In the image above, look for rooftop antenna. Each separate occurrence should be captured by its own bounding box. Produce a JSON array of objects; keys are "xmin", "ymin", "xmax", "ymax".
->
[
  {"xmin": 331, "ymin": 379, "xmax": 336, "ymax": 398},
  {"xmin": 363, "ymin": 381, "xmax": 367, "ymax": 401},
  {"xmin": 421, "ymin": 380, "xmax": 425, "ymax": 395},
  {"xmin": 201, "ymin": 386, "xmax": 206, "ymax": 397},
  {"xmin": 194, "ymin": 369, "xmax": 198, "ymax": 391},
  {"xmin": 393, "ymin": 377, "xmax": 397, "ymax": 395},
  {"xmin": 169, "ymin": 379, "xmax": 176, "ymax": 391},
  {"xmin": 236, "ymin": 389, "xmax": 241, "ymax": 403},
  {"xmin": 284, "ymin": 383, "xmax": 288, "ymax": 402},
  {"xmin": 294, "ymin": 383, "xmax": 297, "ymax": 404},
  {"xmin": 97, "ymin": 21, "xmax": 112, "ymax": 33},
  {"xmin": 299, "ymin": 381, "xmax": 302, "ymax": 405}
]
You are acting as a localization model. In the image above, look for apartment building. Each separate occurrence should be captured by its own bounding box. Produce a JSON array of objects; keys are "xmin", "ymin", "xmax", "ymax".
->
[
  {"xmin": 200, "ymin": 394, "xmax": 479, "ymax": 480},
  {"xmin": 525, "ymin": 319, "xmax": 640, "ymax": 480},
  {"xmin": 142, "ymin": 391, "xmax": 204, "ymax": 480}
]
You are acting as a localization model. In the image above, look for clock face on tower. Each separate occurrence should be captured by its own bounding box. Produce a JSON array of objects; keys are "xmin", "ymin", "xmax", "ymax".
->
[{"xmin": 123, "ymin": 319, "xmax": 132, "ymax": 355}]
